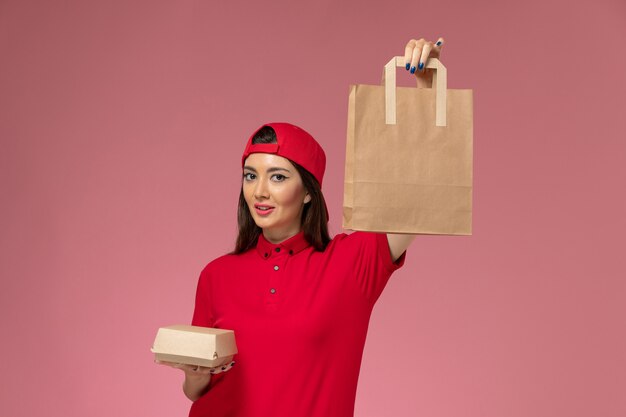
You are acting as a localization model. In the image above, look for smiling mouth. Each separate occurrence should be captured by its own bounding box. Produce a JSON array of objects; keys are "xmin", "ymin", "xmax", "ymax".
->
[{"xmin": 254, "ymin": 205, "xmax": 275, "ymax": 215}]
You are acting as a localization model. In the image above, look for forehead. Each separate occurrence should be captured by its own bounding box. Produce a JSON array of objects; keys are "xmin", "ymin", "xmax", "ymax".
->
[{"xmin": 243, "ymin": 153, "xmax": 294, "ymax": 169}]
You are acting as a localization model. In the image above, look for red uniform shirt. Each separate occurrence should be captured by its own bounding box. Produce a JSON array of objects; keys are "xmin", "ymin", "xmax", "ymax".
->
[{"xmin": 189, "ymin": 230, "xmax": 407, "ymax": 417}]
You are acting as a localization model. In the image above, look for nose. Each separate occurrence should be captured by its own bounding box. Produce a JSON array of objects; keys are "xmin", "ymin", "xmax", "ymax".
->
[{"xmin": 253, "ymin": 177, "xmax": 270, "ymax": 199}]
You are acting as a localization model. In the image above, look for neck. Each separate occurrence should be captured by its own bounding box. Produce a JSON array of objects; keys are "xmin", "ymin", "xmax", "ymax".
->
[{"xmin": 262, "ymin": 227, "xmax": 302, "ymax": 244}]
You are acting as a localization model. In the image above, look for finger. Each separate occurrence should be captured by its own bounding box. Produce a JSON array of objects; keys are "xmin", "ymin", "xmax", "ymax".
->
[
  {"xmin": 434, "ymin": 37, "xmax": 444, "ymax": 49},
  {"xmin": 210, "ymin": 360, "xmax": 236, "ymax": 374},
  {"xmin": 419, "ymin": 43, "xmax": 433, "ymax": 72},
  {"xmin": 410, "ymin": 39, "xmax": 426, "ymax": 74},
  {"xmin": 179, "ymin": 364, "xmax": 206, "ymax": 376},
  {"xmin": 404, "ymin": 39, "xmax": 417, "ymax": 71},
  {"xmin": 216, "ymin": 361, "xmax": 235, "ymax": 373},
  {"xmin": 210, "ymin": 365, "xmax": 227, "ymax": 374},
  {"xmin": 185, "ymin": 364, "xmax": 209, "ymax": 375}
]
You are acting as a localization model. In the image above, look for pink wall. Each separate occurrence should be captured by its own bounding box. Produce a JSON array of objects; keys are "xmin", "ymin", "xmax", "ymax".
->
[{"xmin": 1, "ymin": 0, "xmax": 625, "ymax": 416}]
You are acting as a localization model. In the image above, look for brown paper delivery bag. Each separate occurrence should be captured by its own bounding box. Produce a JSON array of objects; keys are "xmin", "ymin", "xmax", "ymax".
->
[{"xmin": 343, "ymin": 56, "xmax": 473, "ymax": 235}]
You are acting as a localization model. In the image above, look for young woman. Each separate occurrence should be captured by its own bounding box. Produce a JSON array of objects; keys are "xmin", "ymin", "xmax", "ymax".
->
[{"xmin": 157, "ymin": 37, "xmax": 444, "ymax": 417}]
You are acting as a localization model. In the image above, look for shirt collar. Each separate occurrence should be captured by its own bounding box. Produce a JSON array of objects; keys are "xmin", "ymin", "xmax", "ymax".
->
[{"xmin": 255, "ymin": 230, "xmax": 311, "ymax": 259}]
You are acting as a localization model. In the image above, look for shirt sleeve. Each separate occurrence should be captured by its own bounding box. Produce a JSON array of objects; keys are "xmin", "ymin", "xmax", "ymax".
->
[
  {"xmin": 191, "ymin": 265, "xmax": 215, "ymax": 328},
  {"xmin": 188, "ymin": 265, "xmax": 223, "ymax": 405},
  {"xmin": 342, "ymin": 231, "xmax": 407, "ymax": 306}
]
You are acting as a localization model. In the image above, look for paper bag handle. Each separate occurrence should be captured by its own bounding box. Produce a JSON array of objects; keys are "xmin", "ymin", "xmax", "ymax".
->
[{"xmin": 382, "ymin": 56, "xmax": 447, "ymax": 126}]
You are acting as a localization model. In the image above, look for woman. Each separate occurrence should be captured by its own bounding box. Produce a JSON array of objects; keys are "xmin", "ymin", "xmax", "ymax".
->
[{"xmin": 157, "ymin": 37, "xmax": 444, "ymax": 417}]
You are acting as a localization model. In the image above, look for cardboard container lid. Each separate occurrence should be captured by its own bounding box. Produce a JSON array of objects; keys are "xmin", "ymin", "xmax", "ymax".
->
[{"xmin": 151, "ymin": 325, "xmax": 238, "ymax": 365}]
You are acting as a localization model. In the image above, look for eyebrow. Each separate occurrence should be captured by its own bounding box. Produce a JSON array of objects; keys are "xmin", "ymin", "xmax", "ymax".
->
[{"xmin": 243, "ymin": 166, "xmax": 291, "ymax": 174}]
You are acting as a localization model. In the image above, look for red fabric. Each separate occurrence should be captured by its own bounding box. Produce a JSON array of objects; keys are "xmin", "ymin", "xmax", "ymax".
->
[{"xmin": 189, "ymin": 230, "xmax": 406, "ymax": 417}]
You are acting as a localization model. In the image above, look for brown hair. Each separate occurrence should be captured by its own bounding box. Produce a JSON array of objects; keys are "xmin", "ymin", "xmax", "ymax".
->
[{"xmin": 229, "ymin": 126, "xmax": 331, "ymax": 254}]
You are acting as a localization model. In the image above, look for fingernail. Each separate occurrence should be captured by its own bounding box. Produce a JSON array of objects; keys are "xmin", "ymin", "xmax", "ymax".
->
[
  {"xmin": 405, "ymin": 63, "xmax": 410, "ymax": 70},
  {"xmin": 436, "ymin": 41, "xmax": 442, "ymax": 46},
  {"xmin": 231, "ymin": 361, "xmax": 236, "ymax": 366},
  {"xmin": 419, "ymin": 62, "xmax": 424, "ymax": 70},
  {"xmin": 410, "ymin": 66, "xmax": 416, "ymax": 74}
]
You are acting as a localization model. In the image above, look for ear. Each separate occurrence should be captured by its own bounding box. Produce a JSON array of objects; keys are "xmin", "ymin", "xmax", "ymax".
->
[{"xmin": 304, "ymin": 192, "xmax": 311, "ymax": 204}]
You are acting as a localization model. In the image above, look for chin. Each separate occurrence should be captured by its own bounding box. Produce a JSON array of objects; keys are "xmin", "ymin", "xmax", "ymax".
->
[
  {"xmin": 252, "ymin": 216, "xmax": 273, "ymax": 227},
  {"xmin": 253, "ymin": 220, "xmax": 269, "ymax": 228}
]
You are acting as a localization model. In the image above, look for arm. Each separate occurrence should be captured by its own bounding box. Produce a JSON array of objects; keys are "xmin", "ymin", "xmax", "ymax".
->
[
  {"xmin": 156, "ymin": 357, "xmax": 235, "ymax": 401},
  {"xmin": 181, "ymin": 357, "xmax": 235, "ymax": 400},
  {"xmin": 183, "ymin": 372, "xmax": 212, "ymax": 401},
  {"xmin": 155, "ymin": 360, "xmax": 212, "ymax": 401},
  {"xmin": 386, "ymin": 233, "xmax": 417, "ymax": 263},
  {"xmin": 382, "ymin": 40, "xmax": 443, "ymax": 262}
]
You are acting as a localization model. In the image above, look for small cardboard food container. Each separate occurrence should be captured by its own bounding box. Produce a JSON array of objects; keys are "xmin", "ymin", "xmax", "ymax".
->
[{"xmin": 151, "ymin": 325, "xmax": 238, "ymax": 368}]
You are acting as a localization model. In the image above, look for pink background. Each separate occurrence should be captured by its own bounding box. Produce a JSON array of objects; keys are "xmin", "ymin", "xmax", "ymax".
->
[{"xmin": 1, "ymin": 0, "xmax": 625, "ymax": 416}]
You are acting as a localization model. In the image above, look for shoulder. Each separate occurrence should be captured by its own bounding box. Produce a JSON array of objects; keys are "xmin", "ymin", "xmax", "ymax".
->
[
  {"xmin": 329, "ymin": 230, "xmax": 386, "ymax": 246},
  {"xmin": 326, "ymin": 230, "xmax": 388, "ymax": 254},
  {"xmin": 198, "ymin": 251, "xmax": 249, "ymax": 278}
]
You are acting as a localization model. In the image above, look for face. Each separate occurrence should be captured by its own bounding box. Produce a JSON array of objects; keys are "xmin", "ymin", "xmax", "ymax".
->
[{"xmin": 242, "ymin": 153, "xmax": 311, "ymax": 240}]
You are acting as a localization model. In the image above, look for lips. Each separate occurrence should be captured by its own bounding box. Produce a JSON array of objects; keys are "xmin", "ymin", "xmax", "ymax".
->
[{"xmin": 254, "ymin": 203, "xmax": 274, "ymax": 216}]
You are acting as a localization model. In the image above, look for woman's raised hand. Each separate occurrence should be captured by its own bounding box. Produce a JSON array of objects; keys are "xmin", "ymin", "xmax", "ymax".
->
[{"xmin": 404, "ymin": 37, "xmax": 445, "ymax": 87}]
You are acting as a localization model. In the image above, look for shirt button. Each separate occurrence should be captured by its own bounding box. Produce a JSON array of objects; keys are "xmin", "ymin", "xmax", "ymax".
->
[
  {"xmin": 270, "ymin": 288, "xmax": 276, "ymax": 294},
  {"xmin": 273, "ymin": 265, "xmax": 279, "ymax": 271},
  {"xmin": 289, "ymin": 250, "xmax": 294, "ymax": 255},
  {"xmin": 264, "ymin": 253, "xmax": 269, "ymax": 258},
  {"xmin": 275, "ymin": 247, "xmax": 281, "ymax": 252}
]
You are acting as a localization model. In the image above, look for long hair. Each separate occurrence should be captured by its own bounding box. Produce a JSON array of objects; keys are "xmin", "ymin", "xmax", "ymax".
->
[{"xmin": 229, "ymin": 126, "xmax": 331, "ymax": 254}]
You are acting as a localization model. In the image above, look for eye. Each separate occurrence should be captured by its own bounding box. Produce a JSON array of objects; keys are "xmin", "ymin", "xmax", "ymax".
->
[
  {"xmin": 243, "ymin": 172, "xmax": 255, "ymax": 181},
  {"xmin": 272, "ymin": 174, "xmax": 287, "ymax": 181}
]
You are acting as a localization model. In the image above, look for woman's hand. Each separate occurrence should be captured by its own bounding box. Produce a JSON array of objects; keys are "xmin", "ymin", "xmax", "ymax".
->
[
  {"xmin": 155, "ymin": 357, "xmax": 236, "ymax": 401},
  {"xmin": 404, "ymin": 37, "xmax": 445, "ymax": 88},
  {"xmin": 155, "ymin": 356, "xmax": 235, "ymax": 377}
]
